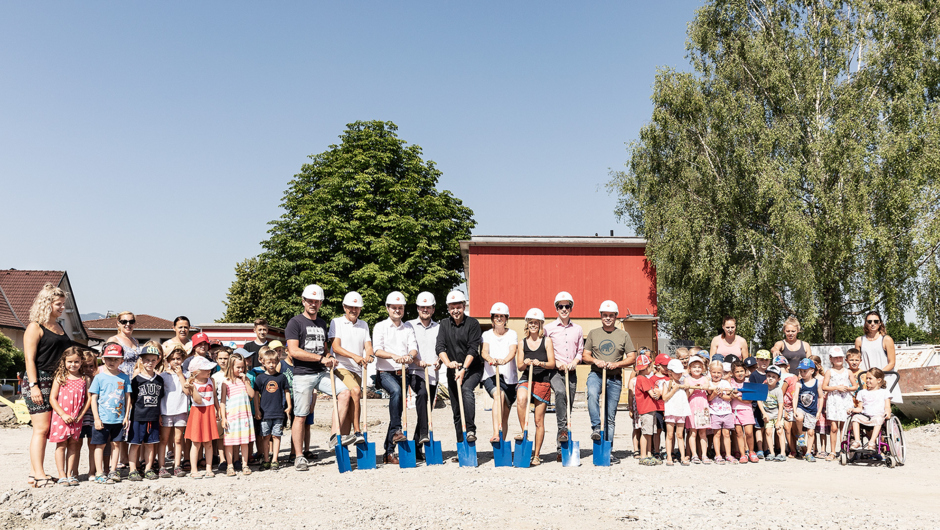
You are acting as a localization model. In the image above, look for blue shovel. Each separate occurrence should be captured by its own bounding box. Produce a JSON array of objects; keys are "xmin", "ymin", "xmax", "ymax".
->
[
  {"xmin": 592, "ymin": 368, "xmax": 612, "ymax": 466},
  {"xmin": 740, "ymin": 382, "xmax": 768, "ymax": 402},
  {"xmin": 329, "ymin": 368, "xmax": 353, "ymax": 473},
  {"xmin": 455, "ymin": 373, "xmax": 477, "ymax": 467},
  {"xmin": 397, "ymin": 369, "xmax": 417, "ymax": 468},
  {"xmin": 491, "ymin": 369, "xmax": 513, "ymax": 467},
  {"xmin": 513, "ymin": 364, "xmax": 535, "ymax": 468},
  {"xmin": 355, "ymin": 369, "xmax": 376, "ymax": 470},
  {"xmin": 423, "ymin": 366, "xmax": 444, "ymax": 465},
  {"xmin": 560, "ymin": 369, "xmax": 581, "ymax": 467}
]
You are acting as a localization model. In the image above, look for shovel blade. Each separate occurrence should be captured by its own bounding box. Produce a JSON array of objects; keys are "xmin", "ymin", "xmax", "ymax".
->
[
  {"xmin": 492, "ymin": 431, "xmax": 513, "ymax": 467},
  {"xmin": 457, "ymin": 435, "xmax": 477, "ymax": 467},
  {"xmin": 513, "ymin": 433, "xmax": 533, "ymax": 468},
  {"xmin": 398, "ymin": 440, "xmax": 417, "ymax": 469},
  {"xmin": 335, "ymin": 443, "xmax": 353, "ymax": 473},
  {"xmin": 355, "ymin": 440, "xmax": 377, "ymax": 470},
  {"xmin": 561, "ymin": 439, "xmax": 581, "ymax": 467},
  {"xmin": 424, "ymin": 432, "xmax": 444, "ymax": 466},
  {"xmin": 592, "ymin": 431, "xmax": 611, "ymax": 467}
]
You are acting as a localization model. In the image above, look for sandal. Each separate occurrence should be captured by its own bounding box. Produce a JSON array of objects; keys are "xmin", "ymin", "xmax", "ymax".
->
[
  {"xmin": 191, "ymin": 471, "xmax": 204, "ymax": 479},
  {"xmin": 93, "ymin": 475, "xmax": 114, "ymax": 485},
  {"xmin": 204, "ymin": 470, "xmax": 215, "ymax": 478},
  {"xmin": 68, "ymin": 476, "xmax": 80, "ymax": 487},
  {"xmin": 850, "ymin": 441, "xmax": 861, "ymax": 450},
  {"xmin": 665, "ymin": 460, "xmax": 675, "ymax": 466},
  {"xmin": 680, "ymin": 459, "xmax": 691, "ymax": 466},
  {"xmin": 864, "ymin": 442, "xmax": 876, "ymax": 451},
  {"xmin": 691, "ymin": 456, "xmax": 702, "ymax": 464},
  {"xmin": 825, "ymin": 453, "xmax": 836, "ymax": 462},
  {"xmin": 702, "ymin": 457, "xmax": 713, "ymax": 465},
  {"xmin": 56, "ymin": 478, "xmax": 70, "ymax": 486},
  {"xmin": 242, "ymin": 465, "xmax": 252, "ymax": 476},
  {"xmin": 716, "ymin": 457, "xmax": 726, "ymax": 465}
]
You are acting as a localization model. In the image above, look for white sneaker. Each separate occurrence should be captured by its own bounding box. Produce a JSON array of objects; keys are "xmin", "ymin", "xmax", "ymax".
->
[{"xmin": 294, "ymin": 456, "xmax": 309, "ymax": 471}]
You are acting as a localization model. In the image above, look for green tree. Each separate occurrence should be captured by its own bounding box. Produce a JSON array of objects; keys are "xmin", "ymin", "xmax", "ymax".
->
[
  {"xmin": 610, "ymin": 0, "xmax": 940, "ymax": 345},
  {"xmin": 222, "ymin": 121, "xmax": 476, "ymax": 327},
  {"xmin": 0, "ymin": 332, "xmax": 25, "ymax": 380},
  {"xmin": 219, "ymin": 257, "xmax": 264, "ymax": 323}
]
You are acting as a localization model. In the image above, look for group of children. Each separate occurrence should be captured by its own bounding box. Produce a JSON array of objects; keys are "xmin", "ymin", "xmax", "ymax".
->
[
  {"xmin": 627, "ymin": 346, "xmax": 893, "ymax": 466},
  {"xmin": 42, "ymin": 333, "xmax": 302, "ymax": 486}
]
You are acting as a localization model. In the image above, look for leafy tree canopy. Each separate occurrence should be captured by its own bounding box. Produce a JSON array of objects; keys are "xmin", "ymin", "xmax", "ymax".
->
[
  {"xmin": 610, "ymin": 0, "xmax": 940, "ymax": 346},
  {"xmin": 222, "ymin": 121, "xmax": 475, "ymax": 327}
]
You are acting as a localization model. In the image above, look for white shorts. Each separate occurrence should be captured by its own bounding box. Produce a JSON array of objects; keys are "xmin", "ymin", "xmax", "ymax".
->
[
  {"xmin": 161, "ymin": 413, "xmax": 188, "ymax": 428},
  {"xmin": 293, "ymin": 372, "xmax": 346, "ymax": 417}
]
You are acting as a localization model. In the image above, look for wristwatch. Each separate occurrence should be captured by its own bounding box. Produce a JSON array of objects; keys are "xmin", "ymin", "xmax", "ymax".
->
[{"xmin": 29, "ymin": 382, "xmax": 38, "ymax": 388}]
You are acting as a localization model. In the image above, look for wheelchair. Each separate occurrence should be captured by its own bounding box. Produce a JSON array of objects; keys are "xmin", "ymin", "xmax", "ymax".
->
[{"xmin": 838, "ymin": 370, "xmax": 905, "ymax": 468}]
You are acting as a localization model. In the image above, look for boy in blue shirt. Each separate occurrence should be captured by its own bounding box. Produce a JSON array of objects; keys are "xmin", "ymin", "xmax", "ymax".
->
[
  {"xmin": 253, "ymin": 348, "xmax": 292, "ymax": 470},
  {"xmin": 90, "ymin": 343, "xmax": 132, "ymax": 484}
]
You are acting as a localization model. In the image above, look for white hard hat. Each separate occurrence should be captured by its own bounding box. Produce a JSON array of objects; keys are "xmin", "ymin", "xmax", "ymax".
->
[
  {"xmin": 524, "ymin": 308, "xmax": 545, "ymax": 321},
  {"xmin": 385, "ymin": 291, "xmax": 406, "ymax": 305},
  {"xmin": 554, "ymin": 291, "xmax": 574, "ymax": 304},
  {"xmin": 446, "ymin": 290, "xmax": 467, "ymax": 304},
  {"xmin": 599, "ymin": 300, "xmax": 619, "ymax": 314},
  {"xmin": 416, "ymin": 291, "xmax": 436, "ymax": 307},
  {"xmin": 342, "ymin": 291, "xmax": 364, "ymax": 307},
  {"xmin": 302, "ymin": 284, "xmax": 325, "ymax": 301},
  {"xmin": 489, "ymin": 302, "xmax": 509, "ymax": 316}
]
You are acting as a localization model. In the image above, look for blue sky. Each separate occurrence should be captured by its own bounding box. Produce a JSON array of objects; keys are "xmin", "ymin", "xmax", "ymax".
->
[{"xmin": 1, "ymin": 1, "xmax": 703, "ymax": 324}]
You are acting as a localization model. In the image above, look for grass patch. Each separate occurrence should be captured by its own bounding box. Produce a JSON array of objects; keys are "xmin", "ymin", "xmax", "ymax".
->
[{"xmin": 892, "ymin": 405, "xmax": 940, "ymax": 430}]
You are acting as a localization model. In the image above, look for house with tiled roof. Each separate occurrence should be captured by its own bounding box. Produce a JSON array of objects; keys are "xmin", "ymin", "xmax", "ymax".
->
[
  {"xmin": 0, "ymin": 269, "xmax": 90, "ymax": 350},
  {"xmin": 82, "ymin": 314, "xmax": 177, "ymax": 347}
]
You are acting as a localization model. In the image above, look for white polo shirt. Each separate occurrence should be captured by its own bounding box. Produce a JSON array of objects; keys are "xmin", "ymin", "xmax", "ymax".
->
[
  {"xmin": 328, "ymin": 316, "xmax": 372, "ymax": 376},
  {"xmin": 373, "ymin": 318, "xmax": 418, "ymax": 373},
  {"xmin": 408, "ymin": 317, "xmax": 440, "ymax": 385}
]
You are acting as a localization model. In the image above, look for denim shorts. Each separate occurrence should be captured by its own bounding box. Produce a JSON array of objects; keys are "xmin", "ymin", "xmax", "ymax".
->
[
  {"xmin": 260, "ymin": 419, "xmax": 284, "ymax": 437},
  {"xmin": 91, "ymin": 423, "xmax": 126, "ymax": 445},
  {"xmin": 127, "ymin": 420, "xmax": 160, "ymax": 445}
]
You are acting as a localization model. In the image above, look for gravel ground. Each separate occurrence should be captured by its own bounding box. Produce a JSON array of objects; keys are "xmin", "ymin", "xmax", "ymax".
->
[{"xmin": 1, "ymin": 393, "xmax": 938, "ymax": 529}]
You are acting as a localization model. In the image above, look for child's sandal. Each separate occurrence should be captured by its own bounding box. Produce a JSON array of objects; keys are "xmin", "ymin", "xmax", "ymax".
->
[
  {"xmin": 691, "ymin": 456, "xmax": 702, "ymax": 464},
  {"xmin": 702, "ymin": 457, "xmax": 713, "ymax": 465},
  {"xmin": 680, "ymin": 459, "xmax": 691, "ymax": 466},
  {"xmin": 241, "ymin": 466, "xmax": 252, "ymax": 476},
  {"xmin": 850, "ymin": 441, "xmax": 861, "ymax": 450}
]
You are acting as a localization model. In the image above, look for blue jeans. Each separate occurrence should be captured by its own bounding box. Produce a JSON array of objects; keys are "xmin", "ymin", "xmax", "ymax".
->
[
  {"xmin": 586, "ymin": 371, "xmax": 622, "ymax": 442},
  {"xmin": 376, "ymin": 371, "xmax": 403, "ymax": 454}
]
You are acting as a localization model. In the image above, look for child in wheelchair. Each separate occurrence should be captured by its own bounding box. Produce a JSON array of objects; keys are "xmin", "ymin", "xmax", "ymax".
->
[{"xmin": 848, "ymin": 368, "xmax": 891, "ymax": 452}]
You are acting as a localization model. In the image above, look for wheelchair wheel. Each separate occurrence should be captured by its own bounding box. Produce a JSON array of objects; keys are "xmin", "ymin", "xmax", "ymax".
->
[
  {"xmin": 886, "ymin": 455, "xmax": 897, "ymax": 468},
  {"xmin": 886, "ymin": 416, "xmax": 905, "ymax": 465},
  {"xmin": 840, "ymin": 417, "xmax": 856, "ymax": 461},
  {"xmin": 839, "ymin": 452, "xmax": 847, "ymax": 466}
]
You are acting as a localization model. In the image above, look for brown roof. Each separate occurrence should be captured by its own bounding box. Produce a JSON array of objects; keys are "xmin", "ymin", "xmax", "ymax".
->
[
  {"xmin": 83, "ymin": 314, "xmax": 175, "ymax": 331},
  {"xmin": 0, "ymin": 269, "xmax": 67, "ymax": 330}
]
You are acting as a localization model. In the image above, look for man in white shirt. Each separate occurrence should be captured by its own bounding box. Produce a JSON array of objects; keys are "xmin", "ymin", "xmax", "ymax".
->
[
  {"xmin": 373, "ymin": 291, "xmax": 419, "ymax": 465},
  {"xmin": 328, "ymin": 292, "xmax": 374, "ymax": 444},
  {"xmin": 544, "ymin": 291, "xmax": 583, "ymax": 461},
  {"xmin": 406, "ymin": 292, "xmax": 441, "ymax": 461}
]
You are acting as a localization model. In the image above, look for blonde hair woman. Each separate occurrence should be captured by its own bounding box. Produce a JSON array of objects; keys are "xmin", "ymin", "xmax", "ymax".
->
[
  {"xmin": 106, "ymin": 311, "xmax": 141, "ymax": 377},
  {"xmin": 23, "ymin": 283, "xmax": 73, "ymax": 487},
  {"xmin": 770, "ymin": 316, "xmax": 812, "ymax": 374},
  {"xmin": 514, "ymin": 308, "xmax": 555, "ymax": 466}
]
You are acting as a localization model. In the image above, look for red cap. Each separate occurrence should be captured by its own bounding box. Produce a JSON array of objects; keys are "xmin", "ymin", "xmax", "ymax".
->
[
  {"xmin": 654, "ymin": 354, "xmax": 671, "ymax": 366},
  {"xmin": 191, "ymin": 332, "xmax": 210, "ymax": 347},
  {"xmin": 102, "ymin": 343, "xmax": 124, "ymax": 358},
  {"xmin": 635, "ymin": 354, "xmax": 651, "ymax": 370}
]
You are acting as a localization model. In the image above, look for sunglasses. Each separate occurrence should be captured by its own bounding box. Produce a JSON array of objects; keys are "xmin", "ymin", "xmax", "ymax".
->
[
  {"xmin": 867, "ymin": 319, "xmax": 881, "ymax": 324},
  {"xmin": 556, "ymin": 304, "xmax": 572, "ymax": 310},
  {"xmin": 119, "ymin": 319, "xmax": 136, "ymax": 325}
]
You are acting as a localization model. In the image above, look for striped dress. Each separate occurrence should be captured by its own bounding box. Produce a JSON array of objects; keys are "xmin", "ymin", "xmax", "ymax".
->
[{"xmin": 222, "ymin": 378, "xmax": 255, "ymax": 446}]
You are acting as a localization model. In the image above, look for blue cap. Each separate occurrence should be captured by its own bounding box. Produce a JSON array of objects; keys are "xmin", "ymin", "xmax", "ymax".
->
[
  {"xmin": 773, "ymin": 355, "xmax": 788, "ymax": 366},
  {"xmin": 744, "ymin": 357, "xmax": 757, "ymax": 367},
  {"xmin": 711, "ymin": 353, "xmax": 724, "ymax": 362},
  {"xmin": 797, "ymin": 358, "xmax": 815, "ymax": 370}
]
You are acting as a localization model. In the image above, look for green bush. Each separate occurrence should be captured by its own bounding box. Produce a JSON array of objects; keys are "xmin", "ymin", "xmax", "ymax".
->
[{"xmin": 0, "ymin": 332, "xmax": 25, "ymax": 380}]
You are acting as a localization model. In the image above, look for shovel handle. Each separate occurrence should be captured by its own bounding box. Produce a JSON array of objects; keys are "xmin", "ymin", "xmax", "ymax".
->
[
  {"xmin": 401, "ymin": 368, "xmax": 408, "ymax": 434},
  {"xmin": 329, "ymin": 368, "xmax": 341, "ymax": 442},
  {"xmin": 521, "ymin": 363, "xmax": 534, "ymax": 433},
  {"xmin": 456, "ymin": 374, "xmax": 468, "ymax": 432},
  {"xmin": 565, "ymin": 368, "xmax": 572, "ymax": 431},
  {"xmin": 495, "ymin": 367, "xmax": 502, "ymax": 433},
  {"xmin": 424, "ymin": 365, "xmax": 434, "ymax": 432},
  {"xmin": 600, "ymin": 367, "xmax": 607, "ymax": 430},
  {"xmin": 360, "ymin": 367, "xmax": 368, "ymax": 435}
]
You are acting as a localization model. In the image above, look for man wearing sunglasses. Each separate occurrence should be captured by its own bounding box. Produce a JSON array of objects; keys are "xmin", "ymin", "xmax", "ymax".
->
[{"xmin": 544, "ymin": 291, "xmax": 582, "ymax": 461}]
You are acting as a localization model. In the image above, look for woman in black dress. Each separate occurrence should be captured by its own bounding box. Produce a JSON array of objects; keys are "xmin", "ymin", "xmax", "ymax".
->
[{"xmin": 23, "ymin": 283, "xmax": 73, "ymax": 487}]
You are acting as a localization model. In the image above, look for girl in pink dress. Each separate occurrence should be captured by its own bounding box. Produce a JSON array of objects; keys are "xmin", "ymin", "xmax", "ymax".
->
[
  {"xmin": 685, "ymin": 353, "xmax": 711, "ymax": 464},
  {"xmin": 48, "ymin": 347, "xmax": 92, "ymax": 486}
]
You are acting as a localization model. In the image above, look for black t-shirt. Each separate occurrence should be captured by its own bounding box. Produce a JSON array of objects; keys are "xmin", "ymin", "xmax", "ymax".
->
[
  {"xmin": 243, "ymin": 341, "xmax": 267, "ymax": 368},
  {"xmin": 131, "ymin": 374, "xmax": 165, "ymax": 423},
  {"xmin": 253, "ymin": 372, "xmax": 290, "ymax": 420},
  {"xmin": 284, "ymin": 314, "xmax": 328, "ymax": 376}
]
